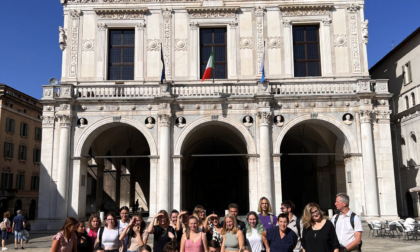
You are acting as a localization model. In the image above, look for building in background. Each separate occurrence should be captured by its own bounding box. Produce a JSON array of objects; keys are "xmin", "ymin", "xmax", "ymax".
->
[
  {"xmin": 36, "ymin": 0, "xmax": 398, "ymax": 229},
  {"xmin": 0, "ymin": 84, "xmax": 42, "ymax": 220},
  {"xmin": 370, "ymin": 27, "xmax": 420, "ymax": 218}
]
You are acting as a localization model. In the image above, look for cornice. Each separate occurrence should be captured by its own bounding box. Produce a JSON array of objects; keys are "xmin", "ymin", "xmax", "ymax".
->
[
  {"xmin": 279, "ymin": 3, "xmax": 333, "ymax": 16},
  {"xmin": 94, "ymin": 8, "xmax": 148, "ymax": 15},
  {"xmin": 187, "ymin": 6, "xmax": 240, "ymax": 14}
]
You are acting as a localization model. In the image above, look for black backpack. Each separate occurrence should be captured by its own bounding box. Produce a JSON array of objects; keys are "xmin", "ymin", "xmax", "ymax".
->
[{"xmin": 333, "ymin": 213, "xmax": 362, "ymax": 252}]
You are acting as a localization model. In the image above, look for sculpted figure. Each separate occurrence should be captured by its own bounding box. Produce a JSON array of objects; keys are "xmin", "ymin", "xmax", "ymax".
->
[
  {"xmin": 59, "ymin": 26, "xmax": 66, "ymax": 50},
  {"xmin": 243, "ymin": 116, "xmax": 253, "ymax": 127},
  {"xmin": 177, "ymin": 117, "xmax": 185, "ymax": 128},
  {"xmin": 362, "ymin": 19, "xmax": 369, "ymax": 44},
  {"xmin": 146, "ymin": 117, "xmax": 155, "ymax": 129},
  {"xmin": 344, "ymin": 114, "xmax": 353, "ymax": 125},
  {"xmin": 275, "ymin": 115, "xmax": 284, "ymax": 127}
]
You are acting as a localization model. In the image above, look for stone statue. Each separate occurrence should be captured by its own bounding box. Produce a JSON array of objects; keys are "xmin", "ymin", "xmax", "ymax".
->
[
  {"xmin": 146, "ymin": 117, "xmax": 155, "ymax": 129},
  {"xmin": 79, "ymin": 118, "xmax": 87, "ymax": 127},
  {"xmin": 344, "ymin": 114, "xmax": 353, "ymax": 125},
  {"xmin": 362, "ymin": 19, "xmax": 369, "ymax": 44},
  {"xmin": 177, "ymin": 117, "xmax": 185, "ymax": 128},
  {"xmin": 59, "ymin": 26, "xmax": 66, "ymax": 51},
  {"xmin": 243, "ymin": 116, "xmax": 253, "ymax": 127}
]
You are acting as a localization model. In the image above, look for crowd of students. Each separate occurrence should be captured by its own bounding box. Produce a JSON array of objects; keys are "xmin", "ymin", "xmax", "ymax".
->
[{"xmin": 50, "ymin": 193, "xmax": 362, "ymax": 252}]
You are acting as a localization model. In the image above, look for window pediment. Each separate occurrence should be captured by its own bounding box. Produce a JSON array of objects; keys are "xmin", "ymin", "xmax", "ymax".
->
[
  {"xmin": 280, "ymin": 4, "xmax": 333, "ymax": 16},
  {"xmin": 187, "ymin": 7, "xmax": 240, "ymax": 19},
  {"xmin": 95, "ymin": 8, "xmax": 148, "ymax": 19}
]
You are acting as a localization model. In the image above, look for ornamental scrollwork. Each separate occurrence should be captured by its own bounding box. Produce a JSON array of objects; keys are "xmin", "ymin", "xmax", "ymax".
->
[
  {"xmin": 267, "ymin": 37, "xmax": 281, "ymax": 49},
  {"xmin": 240, "ymin": 37, "xmax": 253, "ymax": 49}
]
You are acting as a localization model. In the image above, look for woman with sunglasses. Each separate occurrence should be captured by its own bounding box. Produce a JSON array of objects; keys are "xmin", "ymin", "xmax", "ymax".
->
[
  {"xmin": 95, "ymin": 212, "xmax": 120, "ymax": 252},
  {"xmin": 120, "ymin": 214, "xmax": 148, "ymax": 252},
  {"xmin": 221, "ymin": 214, "xmax": 244, "ymax": 252},
  {"xmin": 147, "ymin": 210, "xmax": 175, "ymax": 252},
  {"xmin": 193, "ymin": 205, "xmax": 207, "ymax": 232},
  {"xmin": 301, "ymin": 203, "xmax": 339, "ymax": 252},
  {"xmin": 180, "ymin": 216, "xmax": 208, "ymax": 252},
  {"xmin": 204, "ymin": 213, "xmax": 223, "ymax": 246},
  {"xmin": 76, "ymin": 220, "xmax": 93, "ymax": 252}
]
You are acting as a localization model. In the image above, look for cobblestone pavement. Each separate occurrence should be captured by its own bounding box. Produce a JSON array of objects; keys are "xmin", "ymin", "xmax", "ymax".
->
[{"xmin": 3, "ymin": 223, "xmax": 420, "ymax": 251}]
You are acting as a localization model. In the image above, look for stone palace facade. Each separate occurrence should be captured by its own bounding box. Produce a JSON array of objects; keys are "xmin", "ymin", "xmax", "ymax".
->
[{"xmin": 36, "ymin": 0, "xmax": 398, "ymax": 228}]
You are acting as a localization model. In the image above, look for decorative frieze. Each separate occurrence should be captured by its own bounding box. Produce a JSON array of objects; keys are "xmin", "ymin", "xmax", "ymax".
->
[
  {"xmin": 95, "ymin": 9, "xmax": 148, "ymax": 20},
  {"xmin": 69, "ymin": 10, "xmax": 82, "ymax": 78},
  {"xmin": 135, "ymin": 22, "xmax": 146, "ymax": 31},
  {"xmin": 97, "ymin": 23, "xmax": 107, "ymax": 30},
  {"xmin": 66, "ymin": 0, "xmax": 200, "ymax": 3},
  {"xmin": 349, "ymin": 11, "xmax": 361, "ymax": 73},
  {"xmin": 187, "ymin": 7, "xmax": 239, "ymax": 19},
  {"xmin": 280, "ymin": 5, "xmax": 332, "ymax": 16},
  {"xmin": 346, "ymin": 4, "xmax": 360, "ymax": 13},
  {"xmin": 162, "ymin": 9, "xmax": 172, "ymax": 80},
  {"xmin": 255, "ymin": 7, "xmax": 264, "ymax": 75},
  {"xmin": 41, "ymin": 116, "xmax": 55, "ymax": 128}
]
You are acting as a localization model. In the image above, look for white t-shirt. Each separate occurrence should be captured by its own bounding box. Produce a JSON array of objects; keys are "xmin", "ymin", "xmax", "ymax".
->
[
  {"xmin": 334, "ymin": 211, "xmax": 363, "ymax": 247},
  {"xmin": 101, "ymin": 227, "xmax": 120, "ymax": 249},
  {"xmin": 118, "ymin": 220, "xmax": 129, "ymax": 233},
  {"xmin": 246, "ymin": 228, "xmax": 264, "ymax": 252}
]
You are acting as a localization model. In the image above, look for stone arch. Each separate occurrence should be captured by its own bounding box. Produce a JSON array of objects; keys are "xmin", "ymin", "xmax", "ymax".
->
[
  {"xmin": 75, "ymin": 117, "xmax": 158, "ymax": 157},
  {"xmin": 274, "ymin": 114, "xmax": 358, "ymax": 154},
  {"xmin": 174, "ymin": 116, "xmax": 257, "ymax": 155}
]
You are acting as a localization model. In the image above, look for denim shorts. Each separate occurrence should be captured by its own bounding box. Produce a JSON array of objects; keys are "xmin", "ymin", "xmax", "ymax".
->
[
  {"xmin": 14, "ymin": 231, "xmax": 26, "ymax": 242},
  {"xmin": 1, "ymin": 230, "xmax": 8, "ymax": 240}
]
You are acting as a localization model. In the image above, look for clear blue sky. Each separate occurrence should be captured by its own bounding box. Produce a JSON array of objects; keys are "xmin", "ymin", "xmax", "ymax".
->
[{"xmin": 0, "ymin": 1, "xmax": 419, "ymax": 99}]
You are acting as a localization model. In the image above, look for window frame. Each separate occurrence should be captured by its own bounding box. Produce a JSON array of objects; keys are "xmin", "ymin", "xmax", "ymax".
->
[
  {"xmin": 402, "ymin": 61, "xmax": 412, "ymax": 85},
  {"xmin": 4, "ymin": 142, "xmax": 14, "ymax": 159},
  {"xmin": 35, "ymin": 127, "xmax": 42, "ymax": 141},
  {"xmin": 20, "ymin": 122, "xmax": 28, "ymax": 137},
  {"xmin": 16, "ymin": 174, "xmax": 25, "ymax": 190},
  {"xmin": 199, "ymin": 27, "xmax": 228, "ymax": 80},
  {"xmin": 292, "ymin": 25, "xmax": 322, "ymax": 77},
  {"xmin": 107, "ymin": 28, "xmax": 135, "ymax": 81},
  {"xmin": 33, "ymin": 148, "xmax": 41, "ymax": 163},
  {"xmin": 31, "ymin": 175, "xmax": 40, "ymax": 191},
  {"xmin": 1, "ymin": 173, "xmax": 13, "ymax": 190},
  {"xmin": 6, "ymin": 118, "xmax": 15, "ymax": 133},
  {"xmin": 18, "ymin": 145, "xmax": 27, "ymax": 161}
]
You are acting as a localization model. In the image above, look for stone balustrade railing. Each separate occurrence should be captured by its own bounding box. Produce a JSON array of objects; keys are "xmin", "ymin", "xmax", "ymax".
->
[
  {"xmin": 42, "ymin": 80, "xmax": 387, "ymax": 101},
  {"xmin": 172, "ymin": 84, "xmax": 258, "ymax": 97},
  {"xmin": 271, "ymin": 82, "xmax": 357, "ymax": 95}
]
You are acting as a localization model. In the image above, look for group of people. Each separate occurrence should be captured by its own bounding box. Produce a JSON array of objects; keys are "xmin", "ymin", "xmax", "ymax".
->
[
  {"xmin": 1, "ymin": 210, "xmax": 29, "ymax": 250},
  {"xmin": 50, "ymin": 193, "xmax": 362, "ymax": 252}
]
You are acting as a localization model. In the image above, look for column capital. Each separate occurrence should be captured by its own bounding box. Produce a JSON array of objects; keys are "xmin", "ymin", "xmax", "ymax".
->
[
  {"xmin": 57, "ymin": 114, "xmax": 73, "ymax": 127},
  {"xmin": 41, "ymin": 115, "xmax": 56, "ymax": 128},
  {"xmin": 359, "ymin": 110, "xmax": 372, "ymax": 123},
  {"xmin": 375, "ymin": 110, "xmax": 391, "ymax": 123},
  {"xmin": 158, "ymin": 114, "xmax": 172, "ymax": 127},
  {"xmin": 257, "ymin": 111, "xmax": 271, "ymax": 126}
]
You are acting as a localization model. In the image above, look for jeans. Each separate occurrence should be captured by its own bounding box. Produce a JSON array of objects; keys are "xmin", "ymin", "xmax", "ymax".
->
[{"xmin": 14, "ymin": 231, "xmax": 27, "ymax": 242}]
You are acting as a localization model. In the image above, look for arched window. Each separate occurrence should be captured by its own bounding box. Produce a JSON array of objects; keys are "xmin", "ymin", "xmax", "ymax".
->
[
  {"xmin": 405, "ymin": 95, "xmax": 409, "ymax": 109},
  {"xmin": 401, "ymin": 136, "xmax": 407, "ymax": 167},
  {"xmin": 411, "ymin": 92, "xmax": 416, "ymax": 106}
]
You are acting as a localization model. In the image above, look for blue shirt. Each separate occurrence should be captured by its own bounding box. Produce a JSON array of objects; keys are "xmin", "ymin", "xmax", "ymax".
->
[
  {"xmin": 266, "ymin": 227, "xmax": 297, "ymax": 252},
  {"xmin": 13, "ymin": 214, "xmax": 25, "ymax": 232}
]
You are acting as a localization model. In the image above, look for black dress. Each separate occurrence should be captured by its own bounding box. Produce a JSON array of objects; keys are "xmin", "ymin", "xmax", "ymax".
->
[
  {"xmin": 76, "ymin": 232, "xmax": 93, "ymax": 252},
  {"xmin": 153, "ymin": 225, "xmax": 175, "ymax": 252},
  {"xmin": 301, "ymin": 220, "xmax": 339, "ymax": 252}
]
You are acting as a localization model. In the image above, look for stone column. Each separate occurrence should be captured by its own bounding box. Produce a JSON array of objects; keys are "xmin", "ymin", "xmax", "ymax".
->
[
  {"xmin": 96, "ymin": 23, "xmax": 107, "ymax": 81},
  {"xmin": 56, "ymin": 114, "xmax": 72, "ymax": 219},
  {"xmin": 38, "ymin": 115, "xmax": 55, "ymax": 221},
  {"xmin": 257, "ymin": 111, "xmax": 273, "ymax": 202},
  {"xmin": 282, "ymin": 19, "xmax": 293, "ymax": 77},
  {"xmin": 115, "ymin": 160, "xmax": 122, "ymax": 211},
  {"xmin": 228, "ymin": 21, "xmax": 238, "ymax": 79},
  {"xmin": 172, "ymin": 156, "xmax": 182, "ymax": 211},
  {"xmin": 248, "ymin": 156, "xmax": 259, "ymax": 212},
  {"xmin": 149, "ymin": 157, "xmax": 159, "ymax": 215},
  {"xmin": 96, "ymin": 160, "xmax": 105, "ymax": 211},
  {"xmin": 320, "ymin": 18, "xmax": 333, "ymax": 76},
  {"xmin": 359, "ymin": 110, "xmax": 379, "ymax": 216},
  {"xmin": 158, "ymin": 113, "xmax": 171, "ymax": 211},
  {"xmin": 272, "ymin": 155, "xmax": 282, "ymax": 215}
]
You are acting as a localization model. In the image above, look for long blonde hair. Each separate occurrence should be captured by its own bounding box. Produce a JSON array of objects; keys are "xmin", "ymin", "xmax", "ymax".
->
[
  {"xmin": 185, "ymin": 216, "xmax": 199, "ymax": 239},
  {"xmin": 302, "ymin": 203, "xmax": 325, "ymax": 229},
  {"xmin": 221, "ymin": 214, "xmax": 238, "ymax": 235},
  {"xmin": 257, "ymin": 197, "xmax": 273, "ymax": 213}
]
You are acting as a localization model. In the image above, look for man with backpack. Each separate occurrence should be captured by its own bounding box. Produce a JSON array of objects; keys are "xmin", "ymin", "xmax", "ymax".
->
[
  {"xmin": 280, "ymin": 200, "xmax": 302, "ymax": 252},
  {"xmin": 333, "ymin": 193, "xmax": 363, "ymax": 252}
]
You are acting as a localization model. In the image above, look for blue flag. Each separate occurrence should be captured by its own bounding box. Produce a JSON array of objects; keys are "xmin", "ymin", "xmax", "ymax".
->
[
  {"xmin": 161, "ymin": 44, "xmax": 165, "ymax": 84},
  {"xmin": 260, "ymin": 45, "xmax": 265, "ymax": 83}
]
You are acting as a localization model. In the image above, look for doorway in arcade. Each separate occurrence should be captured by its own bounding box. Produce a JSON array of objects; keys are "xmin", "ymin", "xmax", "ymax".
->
[
  {"xmin": 280, "ymin": 122, "xmax": 347, "ymax": 215},
  {"xmin": 181, "ymin": 123, "xmax": 249, "ymax": 216}
]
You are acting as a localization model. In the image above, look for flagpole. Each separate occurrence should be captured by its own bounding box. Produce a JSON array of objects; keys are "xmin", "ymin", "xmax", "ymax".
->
[{"xmin": 212, "ymin": 46, "xmax": 215, "ymax": 84}]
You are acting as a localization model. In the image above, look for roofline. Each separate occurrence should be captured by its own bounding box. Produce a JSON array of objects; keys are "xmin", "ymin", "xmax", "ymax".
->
[
  {"xmin": 0, "ymin": 83, "xmax": 42, "ymax": 108},
  {"xmin": 370, "ymin": 26, "xmax": 420, "ymax": 72}
]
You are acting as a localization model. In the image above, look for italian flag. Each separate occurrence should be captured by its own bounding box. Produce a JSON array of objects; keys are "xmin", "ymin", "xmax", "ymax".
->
[{"xmin": 201, "ymin": 49, "xmax": 214, "ymax": 82}]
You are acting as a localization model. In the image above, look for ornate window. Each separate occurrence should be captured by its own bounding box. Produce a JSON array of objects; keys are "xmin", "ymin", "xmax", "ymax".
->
[
  {"xmin": 108, "ymin": 29, "xmax": 135, "ymax": 80},
  {"xmin": 200, "ymin": 28, "xmax": 227, "ymax": 79},
  {"xmin": 293, "ymin": 25, "xmax": 321, "ymax": 77}
]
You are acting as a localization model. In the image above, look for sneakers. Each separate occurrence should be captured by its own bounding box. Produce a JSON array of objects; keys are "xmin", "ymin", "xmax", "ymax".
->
[{"xmin": 1, "ymin": 247, "xmax": 8, "ymax": 251}]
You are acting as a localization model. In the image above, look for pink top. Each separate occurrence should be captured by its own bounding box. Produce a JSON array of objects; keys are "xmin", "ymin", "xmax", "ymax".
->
[
  {"xmin": 51, "ymin": 231, "xmax": 76, "ymax": 252},
  {"xmin": 185, "ymin": 234, "xmax": 204, "ymax": 252},
  {"xmin": 88, "ymin": 229, "xmax": 98, "ymax": 248}
]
